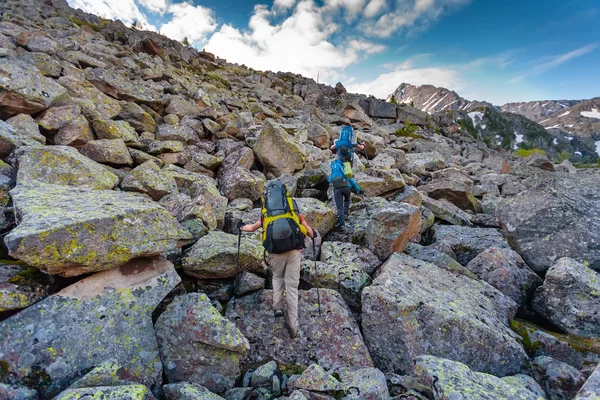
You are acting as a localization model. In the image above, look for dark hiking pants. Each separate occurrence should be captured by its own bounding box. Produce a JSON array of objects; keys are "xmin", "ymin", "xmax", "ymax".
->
[{"xmin": 334, "ymin": 186, "xmax": 351, "ymax": 227}]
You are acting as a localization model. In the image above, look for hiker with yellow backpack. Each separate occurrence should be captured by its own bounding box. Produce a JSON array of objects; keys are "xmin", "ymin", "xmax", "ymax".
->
[{"xmin": 238, "ymin": 181, "xmax": 315, "ymax": 339}]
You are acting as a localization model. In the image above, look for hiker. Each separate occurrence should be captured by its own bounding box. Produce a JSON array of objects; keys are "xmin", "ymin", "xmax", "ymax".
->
[
  {"xmin": 330, "ymin": 125, "xmax": 365, "ymax": 166},
  {"xmin": 328, "ymin": 158, "xmax": 363, "ymax": 229},
  {"xmin": 238, "ymin": 181, "xmax": 315, "ymax": 339}
]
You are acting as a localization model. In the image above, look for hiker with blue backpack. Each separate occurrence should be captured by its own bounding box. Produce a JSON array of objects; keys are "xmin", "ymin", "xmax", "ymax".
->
[
  {"xmin": 330, "ymin": 125, "xmax": 364, "ymax": 166},
  {"xmin": 328, "ymin": 158, "xmax": 363, "ymax": 230}
]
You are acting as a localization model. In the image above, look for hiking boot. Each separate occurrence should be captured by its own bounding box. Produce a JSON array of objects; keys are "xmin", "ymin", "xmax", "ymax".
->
[
  {"xmin": 273, "ymin": 309, "xmax": 284, "ymax": 318},
  {"xmin": 287, "ymin": 325, "xmax": 298, "ymax": 339},
  {"xmin": 344, "ymin": 211, "xmax": 349, "ymax": 219}
]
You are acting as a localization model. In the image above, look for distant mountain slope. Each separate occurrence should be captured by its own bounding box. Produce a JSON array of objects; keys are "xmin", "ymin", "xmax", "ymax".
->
[
  {"xmin": 388, "ymin": 83, "xmax": 491, "ymax": 114},
  {"xmin": 537, "ymin": 98, "xmax": 600, "ymax": 138},
  {"xmin": 500, "ymin": 100, "xmax": 582, "ymax": 120}
]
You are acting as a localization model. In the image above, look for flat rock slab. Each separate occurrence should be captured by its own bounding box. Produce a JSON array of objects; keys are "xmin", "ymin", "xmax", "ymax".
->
[
  {"xmin": 163, "ymin": 382, "xmax": 226, "ymax": 400},
  {"xmin": 431, "ymin": 225, "xmax": 510, "ymax": 266},
  {"xmin": 362, "ymin": 254, "xmax": 527, "ymax": 377},
  {"xmin": 0, "ymin": 263, "xmax": 55, "ymax": 312},
  {"xmin": 4, "ymin": 183, "xmax": 191, "ymax": 276},
  {"xmin": 0, "ymin": 257, "xmax": 180, "ymax": 398},
  {"xmin": 413, "ymin": 355, "xmax": 543, "ymax": 400},
  {"xmin": 54, "ymin": 384, "xmax": 154, "ymax": 400},
  {"xmin": 225, "ymin": 289, "xmax": 373, "ymax": 371},
  {"xmin": 575, "ymin": 363, "xmax": 600, "ymax": 400}
]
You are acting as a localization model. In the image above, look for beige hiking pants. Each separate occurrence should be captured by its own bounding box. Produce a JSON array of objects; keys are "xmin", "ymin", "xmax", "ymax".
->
[{"xmin": 268, "ymin": 250, "xmax": 301, "ymax": 332}]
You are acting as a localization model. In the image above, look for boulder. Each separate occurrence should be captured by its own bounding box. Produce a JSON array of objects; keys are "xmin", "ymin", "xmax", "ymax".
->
[
  {"xmin": 4, "ymin": 183, "xmax": 191, "ymax": 276},
  {"xmin": 368, "ymin": 98, "xmax": 397, "ymax": 119},
  {"xmin": 402, "ymin": 152, "xmax": 447, "ymax": 176},
  {"xmin": 254, "ymin": 119, "xmax": 307, "ymax": 176},
  {"xmin": 466, "ymin": 247, "xmax": 542, "ymax": 308},
  {"xmin": 0, "ymin": 257, "xmax": 180, "ymax": 398},
  {"xmin": 502, "ymin": 374, "xmax": 546, "ymax": 399},
  {"xmin": 129, "ymin": 149, "xmax": 164, "ymax": 167},
  {"xmin": 403, "ymin": 242, "xmax": 474, "ymax": 278},
  {"xmin": 159, "ymin": 193, "xmax": 218, "ymax": 231},
  {"xmin": 121, "ymin": 160, "xmax": 178, "ymax": 201},
  {"xmin": 295, "ymin": 197, "xmax": 336, "ymax": 237},
  {"xmin": 526, "ymin": 153, "xmax": 556, "ymax": 172},
  {"xmin": 18, "ymin": 51, "xmax": 61, "ymax": 78},
  {"xmin": 57, "ymin": 76, "xmax": 122, "ymax": 120},
  {"xmin": 165, "ymin": 95, "xmax": 203, "ymax": 118},
  {"xmin": 54, "ymin": 384, "xmax": 154, "ymax": 399},
  {"xmin": 353, "ymin": 169, "xmax": 406, "ymax": 197},
  {"xmin": 431, "ymin": 225, "xmax": 510, "ymax": 265},
  {"xmin": 364, "ymin": 201, "xmax": 421, "ymax": 260},
  {"xmin": 0, "ymin": 263, "xmax": 55, "ymax": 312},
  {"xmin": 148, "ymin": 140, "xmax": 184, "ymax": 154},
  {"xmin": 67, "ymin": 359, "xmax": 138, "ymax": 389},
  {"xmin": 86, "ymin": 68, "xmax": 161, "ymax": 104},
  {"xmin": 418, "ymin": 180, "xmax": 478, "ymax": 212},
  {"xmin": 336, "ymin": 367, "xmax": 389, "ymax": 400},
  {"xmin": 293, "ymin": 364, "xmax": 342, "ymax": 392},
  {"xmin": 16, "ymin": 145, "xmax": 119, "ymax": 189},
  {"xmin": 225, "ymin": 289, "xmax": 373, "ymax": 370},
  {"xmin": 80, "ymin": 139, "xmax": 134, "ymax": 166},
  {"xmin": 413, "ymin": 355, "xmax": 543, "ymax": 400},
  {"xmin": 0, "ymin": 58, "xmax": 67, "ymax": 117},
  {"xmin": 250, "ymin": 360, "xmax": 279, "ymax": 389},
  {"xmin": 320, "ymin": 241, "xmax": 381, "ymax": 275},
  {"xmin": 0, "ymin": 384, "xmax": 37, "ymax": 400},
  {"xmin": 362, "ymin": 254, "xmax": 527, "ymax": 376},
  {"xmin": 575, "ymin": 363, "xmax": 600, "ymax": 400},
  {"xmin": 421, "ymin": 195, "xmax": 473, "ymax": 226},
  {"xmin": 532, "ymin": 356, "xmax": 585, "ymax": 400},
  {"xmin": 234, "ymin": 272, "xmax": 266, "ymax": 296},
  {"xmin": 556, "ymin": 159, "xmax": 577, "ymax": 174},
  {"xmin": 219, "ymin": 168, "xmax": 266, "ymax": 201},
  {"xmin": 342, "ymin": 103, "xmax": 374, "ymax": 126},
  {"xmin": 182, "ymin": 231, "xmax": 264, "ymax": 279},
  {"xmin": 156, "ymin": 293, "xmax": 249, "ymax": 393},
  {"xmin": 163, "ymin": 382, "xmax": 226, "ymax": 400},
  {"xmin": 92, "ymin": 119, "xmax": 140, "ymax": 147},
  {"xmin": 0, "ymin": 119, "xmax": 42, "ymax": 159},
  {"xmin": 531, "ymin": 258, "xmax": 600, "ymax": 337},
  {"xmin": 6, "ymin": 113, "xmax": 46, "ymax": 144},
  {"xmin": 394, "ymin": 186, "xmax": 422, "ymax": 207},
  {"xmin": 54, "ymin": 115, "xmax": 94, "ymax": 147},
  {"xmin": 300, "ymin": 261, "xmax": 371, "ymax": 310},
  {"xmin": 497, "ymin": 171, "xmax": 600, "ymax": 271},
  {"xmin": 118, "ymin": 102, "xmax": 156, "ymax": 133},
  {"xmin": 156, "ymin": 124, "xmax": 198, "ymax": 144},
  {"xmin": 37, "ymin": 105, "xmax": 81, "ymax": 132}
]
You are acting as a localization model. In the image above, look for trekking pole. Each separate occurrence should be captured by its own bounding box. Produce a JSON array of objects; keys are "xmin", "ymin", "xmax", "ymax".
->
[
  {"xmin": 359, "ymin": 192, "xmax": 372, "ymax": 218},
  {"xmin": 312, "ymin": 235, "xmax": 321, "ymax": 317}
]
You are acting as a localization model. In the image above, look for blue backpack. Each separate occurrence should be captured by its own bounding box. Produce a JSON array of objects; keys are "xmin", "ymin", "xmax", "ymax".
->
[
  {"xmin": 329, "ymin": 159, "xmax": 349, "ymax": 189},
  {"xmin": 336, "ymin": 126, "xmax": 353, "ymax": 156}
]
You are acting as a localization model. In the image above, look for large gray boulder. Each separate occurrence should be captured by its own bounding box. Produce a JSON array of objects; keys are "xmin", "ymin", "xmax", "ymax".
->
[
  {"xmin": 225, "ymin": 289, "xmax": 373, "ymax": 370},
  {"xmin": 182, "ymin": 231, "xmax": 264, "ymax": 279},
  {"xmin": 86, "ymin": 68, "xmax": 162, "ymax": 104},
  {"xmin": 0, "ymin": 263, "xmax": 55, "ymax": 312},
  {"xmin": 532, "ymin": 356, "xmax": 586, "ymax": 400},
  {"xmin": 0, "ymin": 119, "xmax": 42, "ymax": 159},
  {"xmin": 4, "ymin": 183, "xmax": 191, "ymax": 276},
  {"xmin": 163, "ymin": 382, "xmax": 226, "ymax": 400},
  {"xmin": 0, "ymin": 257, "xmax": 180, "ymax": 398},
  {"xmin": 431, "ymin": 225, "xmax": 510, "ymax": 265},
  {"xmin": 295, "ymin": 197, "xmax": 337, "ymax": 237},
  {"xmin": 16, "ymin": 146, "xmax": 119, "ymax": 190},
  {"xmin": 466, "ymin": 247, "xmax": 542, "ymax": 308},
  {"xmin": 156, "ymin": 293, "xmax": 249, "ymax": 394},
  {"xmin": 336, "ymin": 367, "xmax": 389, "ymax": 400},
  {"xmin": 0, "ymin": 58, "xmax": 67, "ymax": 117},
  {"xmin": 218, "ymin": 167, "xmax": 266, "ymax": 201},
  {"xmin": 531, "ymin": 258, "xmax": 600, "ymax": 337},
  {"xmin": 362, "ymin": 254, "xmax": 527, "ymax": 376},
  {"xmin": 413, "ymin": 355, "xmax": 544, "ymax": 400},
  {"xmin": 365, "ymin": 201, "xmax": 421, "ymax": 260},
  {"xmin": 121, "ymin": 160, "xmax": 178, "ymax": 201},
  {"xmin": 320, "ymin": 241, "xmax": 381, "ymax": 275},
  {"xmin": 57, "ymin": 76, "xmax": 122, "ymax": 120},
  {"xmin": 497, "ymin": 171, "xmax": 600, "ymax": 271},
  {"xmin": 254, "ymin": 119, "xmax": 307, "ymax": 176},
  {"xmin": 421, "ymin": 195, "xmax": 474, "ymax": 226},
  {"xmin": 80, "ymin": 139, "xmax": 134, "ymax": 166},
  {"xmin": 54, "ymin": 384, "xmax": 154, "ymax": 400},
  {"xmin": 575, "ymin": 363, "xmax": 600, "ymax": 400},
  {"xmin": 353, "ymin": 169, "xmax": 406, "ymax": 198}
]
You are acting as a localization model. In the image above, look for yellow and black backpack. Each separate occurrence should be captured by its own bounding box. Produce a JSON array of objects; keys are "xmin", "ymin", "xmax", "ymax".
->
[{"xmin": 261, "ymin": 181, "xmax": 307, "ymax": 254}]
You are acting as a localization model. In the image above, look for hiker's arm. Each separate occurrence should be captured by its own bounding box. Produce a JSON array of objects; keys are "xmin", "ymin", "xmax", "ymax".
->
[
  {"xmin": 349, "ymin": 178, "xmax": 362, "ymax": 193},
  {"xmin": 329, "ymin": 143, "xmax": 336, "ymax": 152},
  {"xmin": 299, "ymin": 214, "xmax": 314, "ymax": 238},
  {"xmin": 241, "ymin": 219, "xmax": 261, "ymax": 233}
]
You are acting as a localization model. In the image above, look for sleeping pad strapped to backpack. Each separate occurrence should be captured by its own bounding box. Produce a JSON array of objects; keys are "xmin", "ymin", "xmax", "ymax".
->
[{"xmin": 261, "ymin": 181, "xmax": 307, "ymax": 254}]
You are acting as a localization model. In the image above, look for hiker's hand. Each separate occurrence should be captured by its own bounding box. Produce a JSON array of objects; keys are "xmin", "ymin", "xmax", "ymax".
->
[
  {"xmin": 358, "ymin": 144, "xmax": 365, "ymax": 150},
  {"xmin": 352, "ymin": 188, "xmax": 359, "ymax": 194},
  {"xmin": 312, "ymin": 230, "xmax": 319, "ymax": 238},
  {"xmin": 236, "ymin": 221, "xmax": 245, "ymax": 232}
]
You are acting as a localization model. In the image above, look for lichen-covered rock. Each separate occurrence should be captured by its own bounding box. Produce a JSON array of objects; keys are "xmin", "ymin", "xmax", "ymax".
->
[
  {"xmin": 353, "ymin": 169, "xmax": 405, "ymax": 197},
  {"xmin": 121, "ymin": 160, "xmax": 178, "ymax": 201},
  {"xmin": 16, "ymin": 145, "xmax": 119, "ymax": 189},
  {"xmin": 0, "ymin": 263, "xmax": 55, "ymax": 312},
  {"xmin": 336, "ymin": 367, "xmax": 389, "ymax": 400},
  {"xmin": 362, "ymin": 254, "xmax": 527, "ymax": 376},
  {"xmin": 86, "ymin": 68, "xmax": 162, "ymax": 104},
  {"xmin": 497, "ymin": 171, "xmax": 600, "ymax": 271},
  {"xmin": 118, "ymin": 102, "xmax": 156, "ymax": 133},
  {"xmin": 364, "ymin": 201, "xmax": 421, "ymax": 260},
  {"xmin": 225, "ymin": 289, "xmax": 373, "ymax": 370},
  {"xmin": 394, "ymin": 186, "xmax": 422, "ymax": 207},
  {"xmin": 57, "ymin": 76, "xmax": 122, "ymax": 120},
  {"xmin": 0, "ymin": 383, "xmax": 37, "ymax": 400},
  {"xmin": 254, "ymin": 119, "xmax": 307, "ymax": 176},
  {"xmin": 575, "ymin": 363, "xmax": 600, "ymax": 400},
  {"xmin": 531, "ymin": 258, "xmax": 600, "ymax": 337},
  {"xmin": 403, "ymin": 242, "xmax": 475, "ymax": 278},
  {"xmin": 502, "ymin": 374, "xmax": 546, "ymax": 399},
  {"xmin": 0, "ymin": 58, "xmax": 67, "ymax": 117},
  {"xmin": 18, "ymin": 51, "xmax": 61, "ymax": 77},
  {"xmin": 182, "ymin": 231, "xmax": 264, "ymax": 279},
  {"xmin": 293, "ymin": 364, "xmax": 342, "ymax": 392},
  {"xmin": 155, "ymin": 293, "xmax": 249, "ymax": 393},
  {"xmin": 159, "ymin": 193, "xmax": 218, "ymax": 231},
  {"xmin": 6, "ymin": 113, "xmax": 46, "ymax": 144},
  {"xmin": 163, "ymin": 382, "xmax": 226, "ymax": 400},
  {"xmin": 156, "ymin": 124, "xmax": 198, "ymax": 144},
  {"xmin": 413, "ymin": 356, "xmax": 543, "ymax": 400},
  {"xmin": 421, "ymin": 195, "xmax": 473, "ymax": 226},
  {"xmin": 219, "ymin": 167, "xmax": 266, "ymax": 201},
  {"xmin": 402, "ymin": 152, "xmax": 447, "ymax": 176},
  {"xmin": 295, "ymin": 197, "xmax": 336, "ymax": 237},
  {"xmin": 301, "ymin": 260, "xmax": 371, "ymax": 310},
  {"xmin": 0, "ymin": 119, "xmax": 42, "ymax": 159},
  {"xmin": 36, "ymin": 105, "xmax": 81, "ymax": 132},
  {"xmin": 92, "ymin": 119, "xmax": 140, "ymax": 147},
  {"xmin": 320, "ymin": 241, "xmax": 381, "ymax": 275},
  {"xmin": 431, "ymin": 225, "xmax": 510, "ymax": 265},
  {"xmin": 466, "ymin": 247, "xmax": 542, "ymax": 308},
  {"xmin": 68, "ymin": 359, "xmax": 136, "ymax": 389},
  {"xmin": 418, "ymin": 179, "xmax": 478, "ymax": 212},
  {"xmin": 148, "ymin": 140, "xmax": 184, "ymax": 154},
  {"xmin": 250, "ymin": 360, "xmax": 279, "ymax": 388},
  {"xmin": 532, "ymin": 356, "xmax": 586, "ymax": 400},
  {"xmin": 80, "ymin": 139, "xmax": 134, "ymax": 166},
  {"xmin": 235, "ymin": 272, "xmax": 265, "ymax": 296},
  {"xmin": 54, "ymin": 115, "xmax": 94, "ymax": 147},
  {"xmin": 4, "ymin": 183, "xmax": 191, "ymax": 276},
  {"xmin": 54, "ymin": 384, "xmax": 153, "ymax": 400},
  {"xmin": 0, "ymin": 257, "xmax": 180, "ymax": 398}
]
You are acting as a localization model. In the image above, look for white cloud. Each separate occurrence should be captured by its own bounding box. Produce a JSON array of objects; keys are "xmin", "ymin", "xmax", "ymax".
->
[
  {"xmin": 274, "ymin": 0, "xmax": 297, "ymax": 10},
  {"xmin": 160, "ymin": 2, "xmax": 217, "ymax": 44},
  {"xmin": 138, "ymin": 0, "xmax": 167, "ymax": 14},
  {"xmin": 66, "ymin": 0, "xmax": 153, "ymax": 28},
  {"xmin": 324, "ymin": 0, "xmax": 367, "ymax": 19},
  {"xmin": 346, "ymin": 66, "xmax": 464, "ymax": 99},
  {"xmin": 205, "ymin": 1, "xmax": 384, "ymax": 83},
  {"xmin": 362, "ymin": 0, "xmax": 471, "ymax": 38},
  {"xmin": 363, "ymin": 0, "xmax": 387, "ymax": 18},
  {"xmin": 532, "ymin": 43, "xmax": 598, "ymax": 74}
]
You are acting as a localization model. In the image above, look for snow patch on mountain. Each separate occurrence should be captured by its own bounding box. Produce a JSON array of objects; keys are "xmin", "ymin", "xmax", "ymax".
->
[{"xmin": 581, "ymin": 108, "xmax": 600, "ymax": 119}]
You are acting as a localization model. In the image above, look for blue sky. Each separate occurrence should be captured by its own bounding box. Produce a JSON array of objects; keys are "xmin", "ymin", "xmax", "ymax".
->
[{"xmin": 66, "ymin": 0, "xmax": 600, "ymax": 105}]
